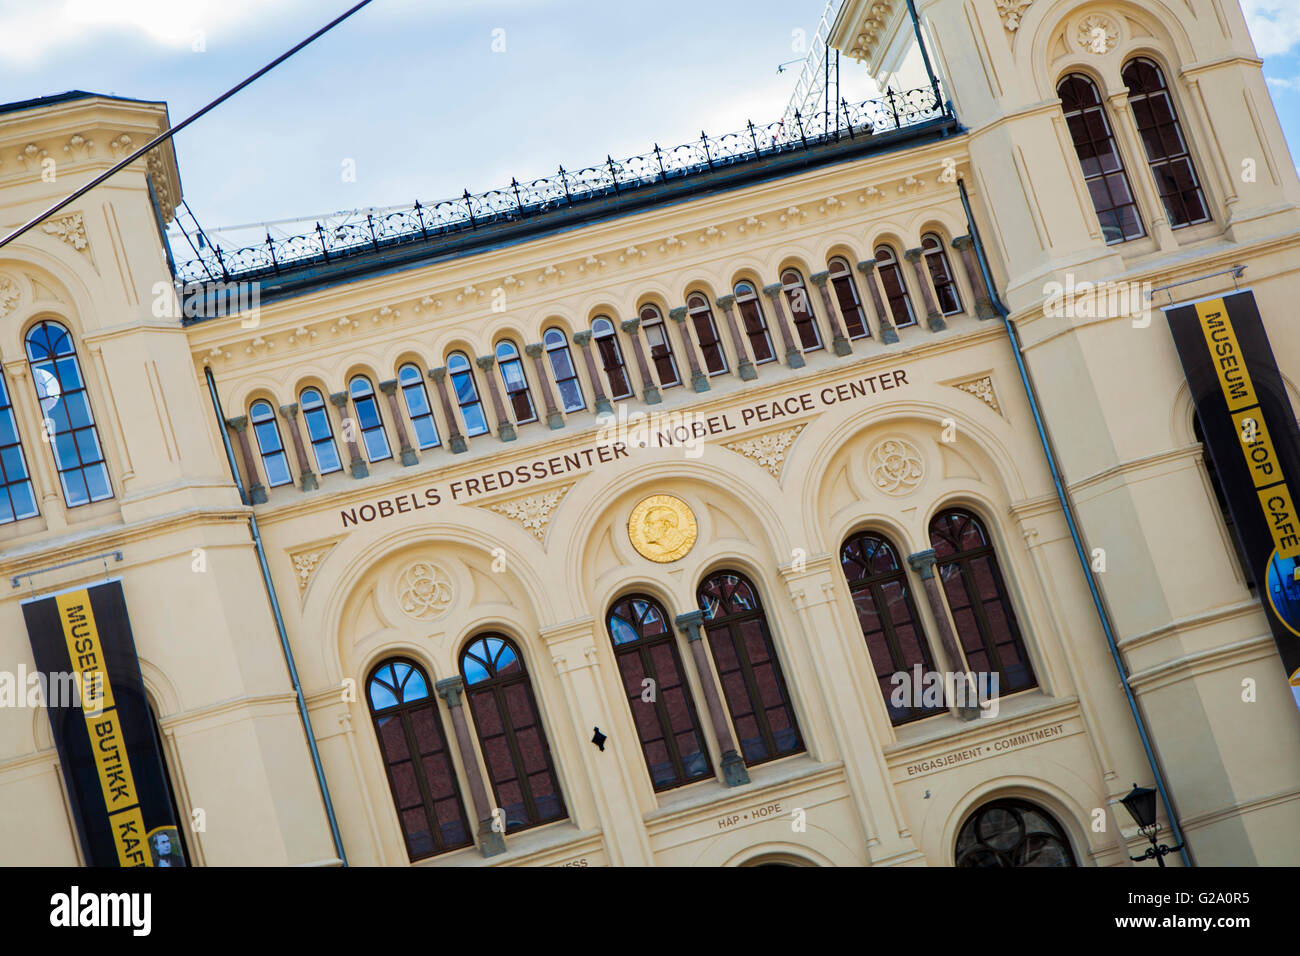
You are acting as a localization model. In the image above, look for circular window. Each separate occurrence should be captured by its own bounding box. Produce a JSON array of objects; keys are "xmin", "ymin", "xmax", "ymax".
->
[{"xmin": 955, "ymin": 799, "xmax": 1077, "ymax": 867}]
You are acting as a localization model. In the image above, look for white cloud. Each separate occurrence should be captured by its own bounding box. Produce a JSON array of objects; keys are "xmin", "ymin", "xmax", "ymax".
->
[
  {"xmin": 1267, "ymin": 75, "xmax": 1300, "ymax": 92},
  {"xmin": 1242, "ymin": 0, "xmax": 1300, "ymax": 59}
]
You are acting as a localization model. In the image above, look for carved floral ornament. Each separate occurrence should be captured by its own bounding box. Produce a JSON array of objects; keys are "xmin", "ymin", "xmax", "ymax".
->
[
  {"xmin": 41, "ymin": 213, "xmax": 88, "ymax": 252},
  {"xmin": 867, "ymin": 437, "xmax": 925, "ymax": 495},
  {"xmin": 0, "ymin": 274, "xmax": 21, "ymax": 318},
  {"xmin": 996, "ymin": 0, "xmax": 1035, "ymax": 32},
  {"xmin": 291, "ymin": 545, "xmax": 335, "ymax": 594},
  {"xmin": 722, "ymin": 423, "xmax": 807, "ymax": 479},
  {"xmin": 396, "ymin": 561, "xmax": 454, "ymax": 621},
  {"xmin": 1076, "ymin": 13, "xmax": 1121, "ymax": 55},
  {"xmin": 487, "ymin": 484, "xmax": 573, "ymax": 541}
]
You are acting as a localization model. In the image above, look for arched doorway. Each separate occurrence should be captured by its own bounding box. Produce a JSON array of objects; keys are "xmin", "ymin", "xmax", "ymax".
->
[{"xmin": 955, "ymin": 799, "xmax": 1077, "ymax": 867}]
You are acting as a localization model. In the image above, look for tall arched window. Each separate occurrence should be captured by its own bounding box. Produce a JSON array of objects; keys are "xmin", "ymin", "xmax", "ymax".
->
[
  {"xmin": 733, "ymin": 281, "xmax": 775, "ymax": 364},
  {"xmin": 698, "ymin": 572, "xmax": 803, "ymax": 765},
  {"xmin": 299, "ymin": 387, "xmax": 342, "ymax": 475},
  {"xmin": 956, "ymin": 799, "xmax": 1077, "ymax": 867},
  {"xmin": 460, "ymin": 635, "xmax": 566, "ymax": 832},
  {"xmin": 828, "ymin": 257, "xmax": 870, "ymax": 339},
  {"xmin": 1058, "ymin": 73, "xmax": 1145, "ymax": 243},
  {"xmin": 687, "ymin": 293, "xmax": 728, "ymax": 375},
  {"xmin": 607, "ymin": 594, "xmax": 712, "ymax": 791},
  {"xmin": 873, "ymin": 247, "xmax": 917, "ymax": 329},
  {"xmin": 639, "ymin": 304, "xmax": 680, "ymax": 388},
  {"xmin": 1123, "ymin": 57, "xmax": 1210, "ymax": 228},
  {"xmin": 922, "ymin": 234, "xmax": 963, "ymax": 316},
  {"xmin": 930, "ymin": 509, "xmax": 1037, "ymax": 694},
  {"xmin": 1193, "ymin": 414, "xmax": 1253, "ymax": 589},
  {"xmin": 348, "ymin": 375, "xmax": 392, "ymax": 462},
  {"xmin": 780, "ymin": 269, "xmax": 823, "ymax": 351},
  {"xmin": 447, "ymin": 352, "xmax": 490, "ymax": 437},
  {"xmin": 543, "ymin": 329, "xmax": 585, "ymax": 413},
  {"xmin": 840, "ymin": 531, "xmax": 943, "ymax": 725},
  {"xmin": 0, "ymin": 369, "xmax": 39, "ymax": 524},
  {"xmin": 398, "ymin": 364, "xmax": 441, "ymax": 450},
  {"xmin": 495, "ymin": 340, "xmax": 537, "ymax": 425},
  {"xmin": 25, "ymin": 320, "xmax": 112, "ymax": 506},
  {"xmin": 591, "ymin": 317, "xmax": 633, "ymax": 400},
  {"xmin": 368, "ymin": 659, "xmax": 473, "ymax": 860},
  {"xmin": 249, "ymin": 400, "xmax": 292, "ymax": 488}
]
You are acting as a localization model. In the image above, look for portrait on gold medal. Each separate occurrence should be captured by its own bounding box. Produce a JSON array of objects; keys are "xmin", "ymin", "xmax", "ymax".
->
[{"xmin": 628, "ymin": 494, "xmax": 698, "ymax": 563}]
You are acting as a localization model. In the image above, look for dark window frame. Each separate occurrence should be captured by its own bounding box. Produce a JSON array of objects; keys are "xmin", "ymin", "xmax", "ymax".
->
[
  {"xmin": 780, "ymin": 269, "xmax": 824, "ymax": 351},
  {"xmin": 0, "ymin": 367, "xmax": 39, "ymax": 525},
  {"xmin": 398, "ymin": 364, "xmax": 441, "ymax": 450},
  {"xmin": 639, "ymin": 304, "xmax": 681, "ymax": 387},
  {"xmin": 591, "ymin": 317, "xmax": 633, "ymax": 400},
  {"xmin": 299, "ymin": 387, "xmax": 342, "ymax": 475},
  {"xmin": 1058, "ymin": 72, "xmax": 1147, "ymax": 244},
  {"xmin": 733, "ymin": 281, "xmax": 776, "ymax": 364},
  {"xmin": 495, "ymin": 340, "xmax": 538, "ymax": 425},
  {"xmin": 872, "ymin": 247, "xmax": 917, "ymax": 329},
  {"xmin": 1122, "ymin": 57, "xmax": 1212, "ymax": 229},
  {"xmin": 956, "ymin": 799, "xmax": 1078, "ymax": 867},
  {"xmin": 687, "ymin": 293, "xmax": 728, "ymax": 376},
  {"xmin": 922, "ymin": 234, "xmax": 963, "ymax": 316},
  {"xmin": 348, "ymin": 375, "xmax": 393, "ymax": 463},
  {"xmin": 249, "ymin": 399, "xmax": 293, "ymax": 488},
  {"xmin": 828, "ymin": 257, "xmax": 871, "ymax": 339},
  {"xmin": 543, "ymin": 329, "xmax": 586, "ymax": 413},
  {"xmin": 447, "ymin": 351, "xmax": 490, "ymax": 437}
]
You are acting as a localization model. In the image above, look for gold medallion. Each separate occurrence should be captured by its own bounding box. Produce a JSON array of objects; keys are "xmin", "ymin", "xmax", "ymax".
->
[{"xmin": 628, "ymin": 494, "xmax": 698, "ymax": 563}]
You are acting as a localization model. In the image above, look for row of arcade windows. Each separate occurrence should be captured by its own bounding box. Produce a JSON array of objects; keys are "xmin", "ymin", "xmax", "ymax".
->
[{"xmin": 364, "ymin": 509, "xmax": 1035, "ymax": 860}]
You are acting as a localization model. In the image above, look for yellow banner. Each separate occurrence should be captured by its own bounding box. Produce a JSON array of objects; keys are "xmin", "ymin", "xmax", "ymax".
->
[
  {"xmin": 1196, "ymin": 300, "xmax": 1258, "ymax": 411},
  {"xmin": 1231, "ymin": 408, "xmax": 1285, "ymax": 489},
  {"xmin": 55, "ymin": 590, "xmax": 151, "ymax": 866},
  {"xmin": 1258, "ymin": 486, "xmax": 1300, "ymax": 559}
]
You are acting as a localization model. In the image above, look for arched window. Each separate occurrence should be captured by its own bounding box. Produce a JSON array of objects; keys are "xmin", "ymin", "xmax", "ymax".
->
[
  {"xmin": 639, "ymin": 304, "xmax": 680, "ymax": 388},
  {"xmin": 24, "ymin": 320, "xmax": 112, "ymax": 507},
  {"xmin": 956, "ymin": 799, "xmax": 1077, "ymax": 867},
  {"xmin": 697, "ymin": 572, "xmax": 803, "ymax": 765},
  {"xmin": 607, "ymin": 594, "xmax": 712, "ymax": 791},
  {"xmin": 873, "ymin": 247, "xmax": 916, "ymax": 329},
  {"xmin": 367, "ymin": 659, "xmax": 473, "ymax": 860},
  {"xmin": 591, "ymin": 317, "xmax": 633, "ymax": 400},
  {"xmin": 780, "ymin": 269, "xmax": 823, "ymax": 351},
  {"xmin": 1058, "ymin": 73, "xmax": 1145, "ymax": 243},
  {"xmin": 687, "ymin": 293, "xmax": 728, "ymax": 375},
  {"xmin": 922, "ymin": 234, "xmax": 963, "ymax": 315},
  {"xmin": 1123, "ymin": 57, "xmax": 1210, "ymax": 228},
  {"xmin": 1193, "ymin": 414, "xmax": 1253, "ymax": 589},
  {"xmin": 299, "ymin": 387, "xmax": 342, "ymax": 475},
  {"xmin": 398, "ymin": 364, "xmax": 440, "ymax": 450},
  {"xmin": 0, "ymin": 369, "xmax": 39, "ymax": 524},
  {"xmin": 249, "ymin": 400, "xmax": 292, "ymax": 488},
  {"xmin": 828, "ymin": 257, "xmax": 870, "ymax": 339},
  {"xmin": 348, "ymin": 375, "xmax": 392, "ymax": 462},
  {"xmin": 460, "ymin": 636, "xmax": 566, "ymax": 832},
  {"xmin": 495, "ymin": 341, "xmax": 537, "ymax": 425},
  {"xmin": 840, "ymin": 531, "xmax": 943, "ymax": 724},
  {"xmin": 930, "ymin": 510, "xmax": 1037, "ymax": 694},
  {"xmin": 447, "ymin": 352, "xmax": 489, "ymax": 437},
  {"xmin": 733, "ymin": 281, "xmax": 775, "ymax": 364},
  {"xmin": 543, "ymin": 329, "xmax": 585, "ymax": 413}
]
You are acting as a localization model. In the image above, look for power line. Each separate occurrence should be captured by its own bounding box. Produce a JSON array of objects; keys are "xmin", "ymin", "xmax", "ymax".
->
[{"xmin": 0, "ymin": 0, "xmax": 378, "ymax": 252}]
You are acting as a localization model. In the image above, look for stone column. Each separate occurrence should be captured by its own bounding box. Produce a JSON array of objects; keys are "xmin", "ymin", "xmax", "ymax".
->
[
  {"xmin": 950, "ymin": 236, "xmax": 998, "ymax": 320},
  {"xmin": 809, "ymin": 271, "xmax": 853, "ymax": 356},
  {"xmin": 856, "ymin": 260, "xmax": 900, "ymax": 343},
  {"xmin": 714, "ymin": 294, "xmax": 756, "ymax": 380},
  {"xmin": 907, "ymin": 550, "xmax": 980, "ymax": 721},
  {"xmin": 435, "ymin": 676, "xmax": 506, "ymax": 858},
  {"xmin": 377, "ymin": 379, "xmax": 418, "ymax": 465},
  {"xmin": 329, "ymin": 392, "xmax": 369, "ymax": 478},
  {"xmin": 620, "ymin": 317, "xmax": 662, "ymax": 405},
  {"xmin": 572, "ymin": 330, "xmax": 613, "ymax": 416},
  {"xmin": 668, "ymin": 307, "xmax": 709, "ymax": 393},
  {"xmin": 904, "ymin": 248, "xmax": 947, "ymax": 332},
  {"xmin": 475, "ymin": 355, "xmax": 516, "ymax": 442},
  {"xmin": 675, "ymin": 611, "xmax": 749, "ymax": 787},
  {"xmin": 278, "ymin": 402, "xmax": 318, "ymax": 491},
  {"xmin": 761, "ymin": 282, "xmax": 804, "ymax": 368},
  {"xmin": 524, "ymin": 343, "xmax": 565, "ymax": 429},
  {"xmin": 227, "ymin": 415, "xmax": 268, "ymax": 503},
  {"xmin": 427, "ymin": 367, "xmax": 467, "ymax": 454}
]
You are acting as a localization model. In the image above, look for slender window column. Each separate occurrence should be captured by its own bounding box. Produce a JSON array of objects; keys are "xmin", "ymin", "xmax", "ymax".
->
[
  {"xmin": 808, "ymin": 272, "xmax": 853, "ymax": 355},
  {"xmin": 524, "ymin": 343, "xmax": 565, "ymax": 429},
  {"xmin": 950, "ymin": 236, "xmax": 997, "ymax": 320},
  {"xmin": 904, "ymin": 248, "xmax": 947, "ymax": 332},
  {"xmin": 329, "ymin": 391, "xmax": 369, "ymax": 478},
  {"xmin": 475, "ymin": 355, "xmax": 516, "ymax": 442},
  {"xmin": 571, "ymin": 331, "xmax": 612, "ymax": 416},
  {"xmin": 278, "ymin": 403, "xmax": 318, "ymax": 490},
  {"xmin": 907, "ymin": 550, "xmax": 980, "ymax": 720},
  {"xmin": 714, "ymin": 294, "xmax": 757, "ymax": 381},
  {"xmin": 620, "ymin": 318, "xmax": 662, "ymax": 405},
  {"xmin": 427, "ymin": 367, "xmax": 468, "ymax": 454},
  {"xmin": 378, "ymin": 379, "xmax": 418, "ymax": 465},
  {"xmin": 761, "ymin": 282, "xmax": 804, "ymax": 368},
  {"xmin": 668, "ymin": 307, "xmax": 709, "ymax": 393},
  {"xmin": 855, "ymin": 260, "xmax": 900, "ymax": 343},
  {"xmin": 227, "ymin": 415, "xmax": 268, "ymax": 503},
  {"xmin": 674, "ymin": 610, "xmax": 750, "ymax": 787},
  {"xmin": 434, "ymin": 676, "xmax": 507, "ymax": 858}
]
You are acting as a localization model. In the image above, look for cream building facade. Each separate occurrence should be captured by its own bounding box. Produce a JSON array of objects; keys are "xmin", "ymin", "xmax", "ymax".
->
[{"xmin": 1, "ymin": 0, "xmax": 1299, "ymax": 866}]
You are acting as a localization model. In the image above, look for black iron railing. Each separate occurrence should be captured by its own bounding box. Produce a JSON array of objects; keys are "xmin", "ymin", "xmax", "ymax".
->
[{"xmin": 173, "ymin": 86, "xmax": 948, "ymax": 285}]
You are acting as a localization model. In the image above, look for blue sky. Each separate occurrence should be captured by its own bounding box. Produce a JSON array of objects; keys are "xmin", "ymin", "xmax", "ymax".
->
[{"xmin": 0, "ymin": 0, "xmax": 1298, "ymax": 240}]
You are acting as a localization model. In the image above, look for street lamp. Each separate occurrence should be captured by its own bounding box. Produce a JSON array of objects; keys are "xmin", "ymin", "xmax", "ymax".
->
[{"xmin": 1120, "ymin": 784, "xmax": 1184, "ymax": 867}]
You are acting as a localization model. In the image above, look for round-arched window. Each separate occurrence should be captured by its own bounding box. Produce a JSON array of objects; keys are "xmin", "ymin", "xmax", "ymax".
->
[{"xmin": 956, "ymin": 799, "xmax": 1077, "ymax": 867}]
